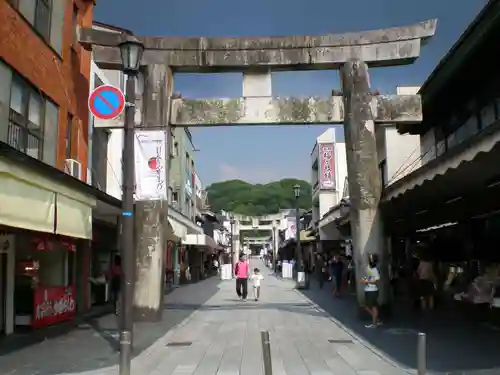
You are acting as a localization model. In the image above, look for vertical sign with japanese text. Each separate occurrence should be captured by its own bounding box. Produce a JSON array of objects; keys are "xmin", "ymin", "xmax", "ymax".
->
[
  {"xmin": 134, "ymin": 130, "xmax": 168, "ymax": 201},
  {"xmin": 319, "ymin": 143, "xmax": 335, "ymax": 189}
]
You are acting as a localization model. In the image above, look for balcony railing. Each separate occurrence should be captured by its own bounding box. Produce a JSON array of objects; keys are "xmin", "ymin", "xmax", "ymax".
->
[{"xmin": 6, "ymin": 110, "xmax": 42, "ymax": 159}]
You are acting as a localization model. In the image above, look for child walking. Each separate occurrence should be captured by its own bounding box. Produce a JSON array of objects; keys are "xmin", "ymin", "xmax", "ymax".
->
[{"xmin": 250, "ymin": 268, "xmax": 264, "ymax": 301}]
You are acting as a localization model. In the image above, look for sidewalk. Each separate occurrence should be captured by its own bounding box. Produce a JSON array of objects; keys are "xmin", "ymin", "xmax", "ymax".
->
[
  {"xmin": 1, "ymin": 258, "xmax": 407, "ymax": 375},
  {"xmin": 300, "ymin": 279, "xmax": 500, "ymax": 375},
  {"xmin": 0, "ymin": 277, "xmax": 221, "ymax": 375}
]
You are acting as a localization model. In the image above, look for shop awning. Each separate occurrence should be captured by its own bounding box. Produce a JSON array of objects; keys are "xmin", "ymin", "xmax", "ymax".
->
[
  {"xmin": 182, "ymin": 233, "xmax": 218, "ymax": 251},
  {"xmin": 384, "ymin": 124, "xmax": 500, "ymax": 202},
  {"xmin": 0, "ymin": 157, "xmax": 95, "ymax": 239},
  {"xmin": 168, "ymin": 218, "xmax": 186, "ymax": 242}
]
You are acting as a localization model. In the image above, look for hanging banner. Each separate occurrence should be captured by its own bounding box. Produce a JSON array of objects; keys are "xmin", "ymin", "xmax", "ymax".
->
[
  {"xmin": 134, "ymin": 131, "xmax": 168, "ymax": 201},
  {"xmin": 285, "ymin": 217, "xmax": 296, "ymax": 240},
  {"xmin": 319, "ymin": 143, "xmax": 335, "ymax": 189}
]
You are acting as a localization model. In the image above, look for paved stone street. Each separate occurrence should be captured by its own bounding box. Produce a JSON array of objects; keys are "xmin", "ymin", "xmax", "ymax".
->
[{"xmin": 1, "ymin": 258, "xmax": 407, "ymax": 375}]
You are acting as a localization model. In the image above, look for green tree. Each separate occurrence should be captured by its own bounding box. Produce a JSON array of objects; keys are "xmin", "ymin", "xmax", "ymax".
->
[{"xmin": 206, "ymin": 178, "xmax": 312, "ymax": 216}]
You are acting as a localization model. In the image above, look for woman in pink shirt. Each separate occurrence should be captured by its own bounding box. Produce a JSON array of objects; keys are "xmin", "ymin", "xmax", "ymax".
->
[{"xmin": 235, "ymin": 255, "xmax": 250, "ymax": 301}]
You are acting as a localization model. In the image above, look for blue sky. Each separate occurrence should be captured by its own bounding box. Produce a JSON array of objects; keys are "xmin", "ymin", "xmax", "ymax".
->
[{"xmin": 95, "ymin": 0, "xmax": 484, "ymax": 186}]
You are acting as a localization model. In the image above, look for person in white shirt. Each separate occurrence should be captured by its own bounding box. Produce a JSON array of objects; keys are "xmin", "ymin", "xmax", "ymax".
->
[
  {"xmin": 250, "ymin": 268, "xmax": 264, "ymax": 301},
  {"xmin": 362, "ymin": 253, "xmax": 381, "ymax": 328}
]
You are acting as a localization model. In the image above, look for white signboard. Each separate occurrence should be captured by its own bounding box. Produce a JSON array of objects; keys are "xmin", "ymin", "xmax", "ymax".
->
[
  {"xmin": 285, "ymin": 218, "xmax": 296, "ymax": 240},
  {"xmin": 134, "ymin": 130, "xmax": 168, "ymax": 201}
]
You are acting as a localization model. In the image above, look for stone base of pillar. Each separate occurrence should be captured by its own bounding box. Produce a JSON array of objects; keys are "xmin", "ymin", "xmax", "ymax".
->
[{"xmin": 133, "ymin": 200, "xmax": 167, "ymax": 322}]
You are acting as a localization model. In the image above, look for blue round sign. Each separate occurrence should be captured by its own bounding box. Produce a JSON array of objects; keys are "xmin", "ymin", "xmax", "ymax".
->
[{"xmin": 88, "ymin": 85, "xmax": 125, "ymax": 120}]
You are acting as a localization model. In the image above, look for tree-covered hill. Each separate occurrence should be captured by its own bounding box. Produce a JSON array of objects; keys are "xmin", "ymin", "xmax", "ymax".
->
[{"xmin": 206, "ymin": 179, "xmax": 312, "ymax": 216}]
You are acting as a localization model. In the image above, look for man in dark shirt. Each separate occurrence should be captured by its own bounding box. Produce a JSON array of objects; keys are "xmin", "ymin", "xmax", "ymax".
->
[{"xmin": 315, "ymin": 255, "xmax": 327, "ymax": 289}]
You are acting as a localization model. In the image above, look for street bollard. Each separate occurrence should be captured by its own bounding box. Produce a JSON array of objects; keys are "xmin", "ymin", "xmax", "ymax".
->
[{"xmin": 417, "ymin": 332, "xmax": 427, "ymax": 375}]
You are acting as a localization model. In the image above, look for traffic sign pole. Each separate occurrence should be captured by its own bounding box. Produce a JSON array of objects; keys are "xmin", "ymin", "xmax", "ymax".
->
[{"xmin": 119, "ymin": 77, "xmax": 135, "ymax": 375}]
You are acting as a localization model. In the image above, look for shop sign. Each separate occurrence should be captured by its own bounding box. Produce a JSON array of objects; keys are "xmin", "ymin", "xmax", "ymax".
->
[
  {"xmin": 33, "ymin": 286, "xmax": 76, "ymax": 328},
  {"xmin": 319, "ymin": 143, "xmax": 335, "ymax": 189}
]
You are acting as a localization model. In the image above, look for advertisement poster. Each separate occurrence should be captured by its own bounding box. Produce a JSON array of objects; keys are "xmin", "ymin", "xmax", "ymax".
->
[
  {"xmin": 33, "ymin": 286, "xmax": 76, "ymax": 329},
  {"xmin": 134, "ymin": 131, "xmax": 168, "ymax": 201},
  {"xmin": 319, "ymin": 143, "xmax": 335, "ymax": 189}
]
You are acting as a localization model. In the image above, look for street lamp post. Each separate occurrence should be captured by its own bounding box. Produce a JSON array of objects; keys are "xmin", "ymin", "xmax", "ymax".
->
[
  {"xmin": 118, "ymin": 35, "xmax": 144, "ymax": 375},
  {"xmin": 293, "ymin": 184, "xmax": 307, "ymax": 289},
  {"xmin": 230, "ymin": 216, "xmax": 235, "ymax": 274}
]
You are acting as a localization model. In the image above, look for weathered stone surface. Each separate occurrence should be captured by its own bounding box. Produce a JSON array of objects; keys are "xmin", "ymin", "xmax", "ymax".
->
[
  {"xmin": 170, "ymin": 95, "xmax": 421, "ymax": 126},
  {"xmin": 340, "ymin": 59, "xmax": 387, "ymax": 307},
  {"xmin": 134, "ymin": 199, "xmax": 168, "ymax": 322},
  {"xmin": 92, "ymin": 40, "xmax": 422, "ymax": 72},
  {"xmin": 80, "ymin": 19, "xmax": 437, "ymax": 72},
  {"xmin": 79, "ymin": 19, "xmax": 436, "ymax": 50}
]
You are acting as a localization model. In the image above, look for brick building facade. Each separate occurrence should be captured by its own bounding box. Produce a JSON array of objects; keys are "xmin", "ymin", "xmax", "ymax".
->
[{"xmin": 0, "ymin": 0, "xmax": 94, "ymax": 180}]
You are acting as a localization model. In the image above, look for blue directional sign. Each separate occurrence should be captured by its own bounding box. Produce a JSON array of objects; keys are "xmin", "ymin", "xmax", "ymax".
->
[{"xmin": 88, "ymin": 85, "xmax": 125, "ymax": 120}]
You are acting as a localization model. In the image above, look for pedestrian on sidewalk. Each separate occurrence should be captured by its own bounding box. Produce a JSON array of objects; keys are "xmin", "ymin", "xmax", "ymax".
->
[
  {"xmin": 109, "ymin": 255, "xmax": 122, "ymax": 315},
  {"xmin": 332, "ymin": 254, "xmax": 344, "ymax": 297},
  {"xmin": 250, "ymin": 267, "xmax": 264, "ymax": 301},
  {"xmin": 362, "ymin": 253, "xmax": 381, "ymax": 328},
  {"xmin": 315, "ymin": 254, "xmax": 327, "ymax": 288},
  {"xmin": 235, "ymin": 255, "xmax": 250, "ymax": 301}
]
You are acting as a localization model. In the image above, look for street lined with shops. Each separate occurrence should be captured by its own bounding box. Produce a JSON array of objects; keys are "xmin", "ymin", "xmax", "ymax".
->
[{"xmin": 2, "ymin": 259, "xmax": 406, "ymax": 375}]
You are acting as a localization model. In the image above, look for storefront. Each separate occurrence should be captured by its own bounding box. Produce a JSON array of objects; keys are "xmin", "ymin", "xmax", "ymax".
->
[
  {"xmin": 11, "ymin": 231, "xmax": 79, "ymax": 330},
  {"xmin": 89, "ymin": 221, "xmax": 119, "ymax": 307},
  {"xmin": 0, "ymin": 232, "xmax": 15, "ymax": 335}
]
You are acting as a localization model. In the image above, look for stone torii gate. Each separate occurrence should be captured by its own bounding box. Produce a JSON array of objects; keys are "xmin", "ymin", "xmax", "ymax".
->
[{"xmin": 80, "ymin": 19, "xmax": 436, "ymax": 320}]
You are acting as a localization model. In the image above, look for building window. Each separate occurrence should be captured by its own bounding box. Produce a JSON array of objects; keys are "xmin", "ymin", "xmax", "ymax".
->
[
  {"xmin": 72, "ymin": 3, "xmax": 79, "ymax": 43},
  {"xmin": 66, "ymin": 113, "xmax": 73, "ymax": 159},
  {"xmin": 8, "ymin": 77, "xmax": 44, "ymax": 159},
  {"xmin": 34, "ymin": 0, "xmax": 51, "ymax": 41}
]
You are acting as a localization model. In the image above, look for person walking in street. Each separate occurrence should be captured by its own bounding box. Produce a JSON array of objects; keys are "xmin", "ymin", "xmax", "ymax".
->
[
  {"xmin": 109, "ymin": 255, "xmax": 122, "ymax": 315},
  {"xmin": 363, "ymin": 253, "xmax": 381, "ymax": 328},
  {"xmin": 332, "ymin": 254, "xmax": 344, "ymax": 297},
  {"xmin": 416, "ymin": 254, "xmax": 436, "ymax": 311},
  {"xmin": 235, "ymin": 255, "xmax": 250, "ymax": 301},
  {"xmin": 315, "ymin": 254, "xmax": 327, "ymax": 288},
  {"xmin": 250, "ymin": 267, "xmax": 264, "ymax": 301}
]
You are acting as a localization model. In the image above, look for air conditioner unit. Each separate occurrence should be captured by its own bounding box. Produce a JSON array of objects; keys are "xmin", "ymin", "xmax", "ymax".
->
[
  {"xmin": 65, "ymin": 159, "xmax": 82, "ymax": 180},
  {"xmin": 86, "ymin": 168, "xmax": 92, "ymax": 185}
]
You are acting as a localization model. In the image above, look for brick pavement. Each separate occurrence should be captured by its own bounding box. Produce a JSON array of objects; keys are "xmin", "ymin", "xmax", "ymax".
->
[{"xmin": 1, "ymin": 259, "xmax": 409, "ymax": 375}]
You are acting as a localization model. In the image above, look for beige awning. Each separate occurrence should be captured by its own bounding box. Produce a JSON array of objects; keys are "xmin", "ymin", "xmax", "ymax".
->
[{"xmin": 0, "ymin": 157, "xmax": 95, "ymax": 239}]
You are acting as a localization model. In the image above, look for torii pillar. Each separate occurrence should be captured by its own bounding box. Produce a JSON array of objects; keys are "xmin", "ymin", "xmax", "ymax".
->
[
  {"xmin": 340, "ymin": 60, "xmax": 387, "ymax": 307},
  {"xmin": 79, "ymin": 18, "xmax": 436, "ymax": 315}
]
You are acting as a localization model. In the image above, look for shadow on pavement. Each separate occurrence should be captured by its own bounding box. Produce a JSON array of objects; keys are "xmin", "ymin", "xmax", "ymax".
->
[
  {"xmin": 299, "ymin": 282, "xmax": 500, "ymax": 375},
  {"xmin": 0, "ymin": 276, "xmax": 222, "ymax": 375}
]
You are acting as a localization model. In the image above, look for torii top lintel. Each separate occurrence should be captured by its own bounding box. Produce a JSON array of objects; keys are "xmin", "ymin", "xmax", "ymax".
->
[{"xmin": 81, "ymin": 19, "xmax": 437, "ymax": 72}]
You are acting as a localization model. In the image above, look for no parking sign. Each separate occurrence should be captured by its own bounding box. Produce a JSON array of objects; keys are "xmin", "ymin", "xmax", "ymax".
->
[{"xmin": 88, "ymin": 85, "xmax": 125, "ymax": 120}]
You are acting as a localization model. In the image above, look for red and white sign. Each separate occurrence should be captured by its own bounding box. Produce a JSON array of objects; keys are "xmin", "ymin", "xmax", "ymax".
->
[
  {"xmin": 319, "ymin": 143, "xmax": 335, "ymax": 189},
  {"xmin": 134, "ymin": 130, "xmax": 168, "ymax": 201},
  {"xmin": 33, "ymin": 286, "xmax": 76, "ymax": 329}
]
